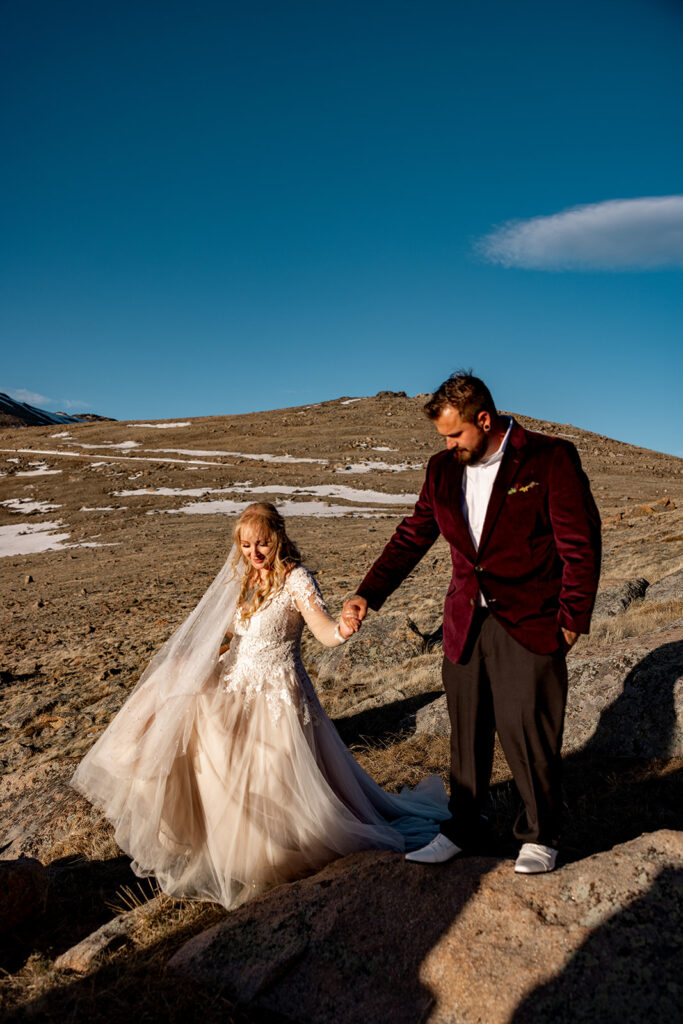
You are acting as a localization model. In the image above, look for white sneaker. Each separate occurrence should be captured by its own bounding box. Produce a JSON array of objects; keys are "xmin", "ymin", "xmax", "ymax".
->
[
  {"xmin": 514, "ymin": 843, "xmax": 558, "ymax": 874},
  {"xmin": 405, "ymin": 833, "xmax": 462, "ymax": 863}
]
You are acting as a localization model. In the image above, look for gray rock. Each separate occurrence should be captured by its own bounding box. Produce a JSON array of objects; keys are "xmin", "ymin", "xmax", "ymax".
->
[
  {"xmin": 562, "ymin": 622, "xmax": 683, "ymax": 758},
  {"xmin": 0, "ymin": 857, "xmax": 47, "ymax": 931},
  {"xmin": 415, "ymin": 623, "xmax": 683, "ymax": 759},
  {"xmin": 54, "ymin": 896, "xmax": 162, "ymax": 972},
  {"xmin": 415, "ymin": 693, "xmax": 449, "ymax": 737},
  {"xmin": 317, "ymin": 616, "xmax": 425, "ymax": 688},
  {"xmin": 592, "ymin": 578, "xmax": 649, "ymax": 620},
  {"xmin": 643, "ymin": 567, "xmax": 683, "ymax": 604},
  {"xmin": 168, "ymin": 831, "xmax": 682, "ymax": 1024}
]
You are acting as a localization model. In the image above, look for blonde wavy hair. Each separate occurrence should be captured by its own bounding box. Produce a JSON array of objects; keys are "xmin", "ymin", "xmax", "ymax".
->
[{"xmin": 231, "ymin": 502, "xmax": 301, "ymax": 622}]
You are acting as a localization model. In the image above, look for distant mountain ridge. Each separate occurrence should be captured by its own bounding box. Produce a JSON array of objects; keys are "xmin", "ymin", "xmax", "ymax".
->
[{"xmin": 0, "ymin": 392, "xmax": 115, "ymax": 428}]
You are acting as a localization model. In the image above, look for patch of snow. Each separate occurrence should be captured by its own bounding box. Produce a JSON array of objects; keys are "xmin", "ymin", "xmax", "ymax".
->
[
  {"xmin": 340, "ymin": 398, "xmax": 361, "ymax": 405},
  {"xmin": 243, "ymin": 483, "xmax": 417, "ymax": 505},
  {"xmin": 0, "ymin": 519, "xmax": 121, "ymax": 557},
  {"xmin": 131, "ymin": 421, "xmax": 192, "ymax": 428},
  {"xmin": 50, "ymin": 431, "xmax": 72, "ymax": 438},
  {"xmin": 79, "ymin": 506, "xmax": 128, "ymax": 511},
  {"xmin": 0, "ymin": 521, "xmax": 71, "ymax": 556},
  {"xmin": 0, "ymin": 448, "xmax": 228, "ymax": 468},
  {"xmin": 1, "ymin": 498, "xmax": 63, "ymax": 513},
  {"xmin": 156, "ymin": 499, "xmax": 390, "ymax": 519},
  {"xmin": 113, "ymin": 486, "xmax": 234, "ymax": 498},
  {"xmin": 112, "ymin": 482, "xmax": 415, "ymax": 506},
  {"xmin": 372, "ymin": 446, "xmax": 397, "ymax": 452},
  {"xmin": 335, "ymin": 460, "xmax": 422, "ymax": 474},
  {"xmin": 15, "ymin": 462, "xmax": 63, "ymax": 476},
  {"xmin": 143, "ymin": 448, "xmax": 328, "ymax": 465},
  {"xmin": 7, "ymin": 458, "xmax": 20, "ymax": 463},
  {"xmin": 67, "ymin": 440, "xmax": 140, "ymax": 449}
]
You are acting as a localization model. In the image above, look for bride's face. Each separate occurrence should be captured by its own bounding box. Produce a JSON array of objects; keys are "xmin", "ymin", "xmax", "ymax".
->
[{"xmin": 240, "ymin": 525, "xmax": 276, "ymax": 576}]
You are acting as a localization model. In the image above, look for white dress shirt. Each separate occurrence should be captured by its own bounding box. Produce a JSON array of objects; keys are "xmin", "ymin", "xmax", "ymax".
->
[{"xmin": 461, "ymin": 417, "xmax": 513, "ymax": 606}]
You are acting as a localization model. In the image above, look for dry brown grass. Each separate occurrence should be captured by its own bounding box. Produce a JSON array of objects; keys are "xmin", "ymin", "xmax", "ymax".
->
[
  {"xmin": 0, "ymin": 892, "xmax": 248, "ymax": 1024},
  {"xmin": 44, "ymin": 825, "xmax": 120, "ymax": 866},
  {"xmin": 577, "ymin": 599, "xmax": 683, "ymax": 651}
]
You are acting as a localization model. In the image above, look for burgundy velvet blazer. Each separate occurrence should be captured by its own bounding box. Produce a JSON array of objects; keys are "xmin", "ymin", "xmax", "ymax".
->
[{"xmin": 356, "ymin": 420, "xmax": 602, "ymax": 663}]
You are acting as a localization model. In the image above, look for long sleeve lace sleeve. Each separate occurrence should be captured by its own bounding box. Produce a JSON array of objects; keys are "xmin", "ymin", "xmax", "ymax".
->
[{"xmin": 287, "ymin": 567, "xmax": 347, "ymax": 647}]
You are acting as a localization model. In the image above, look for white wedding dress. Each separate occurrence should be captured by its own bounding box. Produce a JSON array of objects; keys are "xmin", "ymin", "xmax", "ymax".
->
[{"xmin": 71, "ymin": 564, "xmax": 449, "ymax": 909}]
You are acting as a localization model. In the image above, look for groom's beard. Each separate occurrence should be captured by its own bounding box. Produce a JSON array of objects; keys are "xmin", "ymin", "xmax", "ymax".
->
[{"xmin": 452, "ymin": 430, "xmax": 488, "ymax": 466}]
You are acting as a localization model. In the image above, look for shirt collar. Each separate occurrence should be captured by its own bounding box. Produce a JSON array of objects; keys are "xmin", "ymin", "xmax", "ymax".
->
[{"xmin": 468, "ymin": 416, "xmax": 513, "ymax": 470}]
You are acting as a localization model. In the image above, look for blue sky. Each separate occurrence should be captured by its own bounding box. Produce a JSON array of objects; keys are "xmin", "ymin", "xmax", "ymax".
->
[{"xmin": 2, "ymin": 0, "xmax": 682, "ymax": 454}]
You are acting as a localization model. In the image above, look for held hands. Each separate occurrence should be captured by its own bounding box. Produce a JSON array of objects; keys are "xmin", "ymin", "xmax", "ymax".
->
[{"xmin": 337, "ymin": 595, "xmax": 368, "ymax": 639}]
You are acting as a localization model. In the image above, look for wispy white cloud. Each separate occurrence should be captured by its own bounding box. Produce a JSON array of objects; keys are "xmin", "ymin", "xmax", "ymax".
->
[
  {"xmin": 478, "ymin": 196, "xmax": 683, "ymax": 271},
  {"xmin": 6, "ymin": 388, "xmax": 55, "ymax": 406},
  {"xmin": 59, "ymin": 398, "xmax": 93, "ymax": 410}
]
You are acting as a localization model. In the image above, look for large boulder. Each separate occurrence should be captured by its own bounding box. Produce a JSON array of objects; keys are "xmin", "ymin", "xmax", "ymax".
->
[
  {"xmin": 168, "ymin": 830, "xmax": 682, "ymax": 1024},
  {"xmin": 644, "ymin": 567, "xmax": 683, "ymax": 604},
  {"xmin": 562, "ymin": 622, "xmax": 683, "ymax": 758},
  {"xmin": 415, "ymin": 623, "xmax": 683, "ymax": 759},
  {"xmin": 317, "ymin": 616, "xmax": 425, "ymax": 688}
]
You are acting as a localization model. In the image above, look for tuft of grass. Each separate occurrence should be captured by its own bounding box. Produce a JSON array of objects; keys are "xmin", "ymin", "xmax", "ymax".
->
[{"xmin": 579, "ymin": 598, "xmax": 683, "ymax": 650}]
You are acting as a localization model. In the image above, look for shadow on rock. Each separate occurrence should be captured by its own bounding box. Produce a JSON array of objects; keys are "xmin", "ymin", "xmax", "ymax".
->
[
  {"xmin": 332, "ymin": 689, "xmax": 442, "ymax": 745},
  {"xmin": 0, "ymin": 855, "xmax": 146, "ymax": 974},
  {"xmin": 575, "ymin": 638, "xmax": 682, "ymax": 760},
  {"xmin": 511, "ymin": 865, "xmax": 683, "ymax": 1023},
  {"xmin": 168, "ymin": 849, "xmax": 497, "ymax": 1024}
]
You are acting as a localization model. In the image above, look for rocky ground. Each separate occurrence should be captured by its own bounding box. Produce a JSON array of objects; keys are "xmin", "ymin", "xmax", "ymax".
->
[{"xmin": 1, "ymin": 392, "xmax": 682, "ymax": 1022}]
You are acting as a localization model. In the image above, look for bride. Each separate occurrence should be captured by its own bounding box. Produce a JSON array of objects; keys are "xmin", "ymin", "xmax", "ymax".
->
[{"xmin": 71, "ymin": 502, "xmax": 449, "ymax": 909}]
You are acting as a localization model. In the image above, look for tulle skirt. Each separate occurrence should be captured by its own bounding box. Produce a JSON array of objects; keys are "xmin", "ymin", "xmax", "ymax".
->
[{"xmin": 70, "ymin": 660, "xmax": 449, "ymax": 909}]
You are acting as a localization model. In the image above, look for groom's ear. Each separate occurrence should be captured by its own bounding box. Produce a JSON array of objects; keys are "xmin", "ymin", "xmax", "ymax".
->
[{"xmin": 477, "ymin": 411, "xmax": 491, "ymax": 432}]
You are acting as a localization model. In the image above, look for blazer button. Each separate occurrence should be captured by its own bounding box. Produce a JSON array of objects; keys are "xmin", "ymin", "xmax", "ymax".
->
[
  {"xmin": 474, "ymin": 565, "xmax": 482, "ymax": 573},
  {"xmin": 469, "ymin": 598, "xmax": 475, "ymax": 606}
]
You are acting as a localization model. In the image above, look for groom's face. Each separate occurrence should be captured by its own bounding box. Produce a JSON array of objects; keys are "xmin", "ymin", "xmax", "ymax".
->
[{"xmin": 434, "ymin": 405, "xmax": 489, "ymax": 465}]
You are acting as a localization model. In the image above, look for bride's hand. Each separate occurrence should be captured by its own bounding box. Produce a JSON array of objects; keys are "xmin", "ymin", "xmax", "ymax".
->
[{"xmin": 338, "ymin": 610, "xmax": 360, "ymax": 638}]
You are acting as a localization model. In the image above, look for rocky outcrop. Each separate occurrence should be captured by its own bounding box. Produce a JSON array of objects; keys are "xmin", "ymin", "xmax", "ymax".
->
[
  {"xmin": 592, "ymin": 577, "xmax": 649, "ymax": 619},
  {"xmin": 415, "ymin": 623, "xmax": 683, "ymax": 758},
  {"xmin": 561, "ymin": 623, "xmax": 683, "ymax": 757},
  {"xmin": 317, "ymin": 615, "xmax": 425, "ymax": 688},
  {"xmin": 168, "ymin": 830, "xmax": 682, "ymax": 1024},
  {"xmin": 0, "ymin": 857, "xmax": 48, "ymax": 931},
  {"xmin": 644, "ymin": 567, "xmax": 683, "ymax": 603}
]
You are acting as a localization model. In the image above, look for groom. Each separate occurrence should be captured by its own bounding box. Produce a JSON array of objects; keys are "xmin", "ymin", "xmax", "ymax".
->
[{"xmin": 344, "ymin": 372, "xmax": 601, "ymax": 873}]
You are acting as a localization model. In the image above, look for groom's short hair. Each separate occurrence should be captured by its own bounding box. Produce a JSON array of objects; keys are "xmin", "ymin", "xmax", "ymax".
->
[{"xmin": 424, "ymin": 371, "xmax": 497, "ymax": 423}]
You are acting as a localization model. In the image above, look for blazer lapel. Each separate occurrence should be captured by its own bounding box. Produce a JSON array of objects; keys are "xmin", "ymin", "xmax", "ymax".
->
[
  {"xmin": 476, "ymin": 421, "xmax": 527, "ymax": 556},
  {"xmin": 446, "ymin": 458, "xmax": 478, "ymax": 562}
]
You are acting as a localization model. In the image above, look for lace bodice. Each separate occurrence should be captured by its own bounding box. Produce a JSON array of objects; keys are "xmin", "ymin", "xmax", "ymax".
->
[{"xmin": 219, "ymin": 566, "xmax": 342, "ymax": 725}]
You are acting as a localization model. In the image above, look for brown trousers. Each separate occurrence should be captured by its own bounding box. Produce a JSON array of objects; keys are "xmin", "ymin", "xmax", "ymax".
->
[{"xmin": 439, "ymin": 609, "xmax": 568, "ymax": 848}]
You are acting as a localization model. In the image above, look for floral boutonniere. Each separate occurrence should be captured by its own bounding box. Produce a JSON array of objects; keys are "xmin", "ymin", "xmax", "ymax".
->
[{"xmin": 508, "ymin": 481, "xmax": 539, "ymax": 496}]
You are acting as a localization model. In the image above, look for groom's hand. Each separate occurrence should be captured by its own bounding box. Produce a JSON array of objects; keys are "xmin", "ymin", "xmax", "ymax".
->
[
  {"xmin": 344, "ymin": 595, "xmax": 368, "ymax": 624},
  {"xmin": 560, "ymin": 627, "xmax": 580, "ymax": 651}
]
